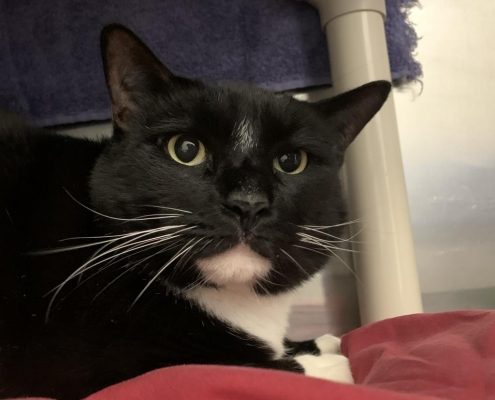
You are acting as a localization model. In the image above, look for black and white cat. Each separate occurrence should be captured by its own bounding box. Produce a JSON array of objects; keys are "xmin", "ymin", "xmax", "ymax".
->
[{"xmin": 0, "ymin": 25, "xmax": 390, "ymax": 399}]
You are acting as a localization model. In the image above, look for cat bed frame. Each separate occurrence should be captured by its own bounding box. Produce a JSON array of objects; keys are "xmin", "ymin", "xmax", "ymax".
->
[{"xmin": 308, "ymin": 0, "xmax": 423, "ymax": 324}]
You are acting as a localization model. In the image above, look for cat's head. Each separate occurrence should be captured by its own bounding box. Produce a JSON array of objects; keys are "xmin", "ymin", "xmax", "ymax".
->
[{"xmin": 90, "ymin": 25, "xmax": 390, "ymax": 295}]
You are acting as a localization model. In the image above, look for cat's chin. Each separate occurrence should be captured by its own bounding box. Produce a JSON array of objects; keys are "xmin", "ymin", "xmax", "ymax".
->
[{"xmin": 195, "ymin": 244, "xmax": 271, "ymax": 286}]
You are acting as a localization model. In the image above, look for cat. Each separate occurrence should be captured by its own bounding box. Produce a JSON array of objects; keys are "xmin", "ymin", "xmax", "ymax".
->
[{"xmin": 0, "ymin": 24, "xmax": 390, "ymax": 399}]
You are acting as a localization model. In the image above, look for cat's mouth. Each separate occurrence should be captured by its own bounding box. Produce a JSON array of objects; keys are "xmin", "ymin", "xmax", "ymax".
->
[{"xmin": 190, "ymin": 220, "xmax": 275, "ymax": 258}]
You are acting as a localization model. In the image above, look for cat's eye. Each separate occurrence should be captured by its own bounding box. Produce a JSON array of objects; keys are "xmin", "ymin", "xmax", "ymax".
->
[
  {"xmin": 273, "ymin": 150, "xmax": 308, "ymax": 174},
  {"xmin": 167, "ymin": 134, "xmax": 206, "ymax": 166}
]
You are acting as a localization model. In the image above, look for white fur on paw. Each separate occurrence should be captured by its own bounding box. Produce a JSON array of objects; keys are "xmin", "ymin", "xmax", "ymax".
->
[
  {"xmin": 315, "ymin": 334, "xmax": 342, "ymax": 354},
  {"xmin": 295, "ymin": 353, "xmax": 354, "ymax": 384}
]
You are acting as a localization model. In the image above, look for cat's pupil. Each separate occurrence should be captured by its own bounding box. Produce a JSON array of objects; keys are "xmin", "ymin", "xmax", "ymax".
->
[
  {"xmin": 278, "ymin": 151, "xmax": 301, "ymax": 173},
  {"xmin": 175, "ymin": 137, "xmax": 199, "ymax": 163}
]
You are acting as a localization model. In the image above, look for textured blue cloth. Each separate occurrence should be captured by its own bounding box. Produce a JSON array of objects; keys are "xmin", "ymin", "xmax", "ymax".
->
[{"xmin": 0, "ymin": 0, "xmax": 420, "ymax": 126}]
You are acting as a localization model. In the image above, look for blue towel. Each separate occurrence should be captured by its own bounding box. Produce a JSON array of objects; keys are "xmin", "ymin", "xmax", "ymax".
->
[{"xmin": 0, "ymin": 0, "xmax": 420, "ymax": 127}]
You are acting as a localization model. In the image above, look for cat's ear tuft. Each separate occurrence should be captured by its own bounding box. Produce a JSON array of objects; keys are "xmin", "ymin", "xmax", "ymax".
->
[
  {"xmin": 313, "ymin": 81, "xmax": 391, "ymax": 149},
  {"xmin": 100, "ymin": 24, "xmax": 175, "ymax": 128}
]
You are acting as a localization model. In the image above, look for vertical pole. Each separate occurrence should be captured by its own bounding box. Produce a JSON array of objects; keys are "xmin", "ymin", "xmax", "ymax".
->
[{"xmin": 309, "ymin": 0, "xmax": 423, "ymax": 323}]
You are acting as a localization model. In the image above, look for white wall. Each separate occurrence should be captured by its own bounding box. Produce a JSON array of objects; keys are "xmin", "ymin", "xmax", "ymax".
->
[{"xmin": 394, "ymin": 0, "xmax": 495, "ymax": 305}]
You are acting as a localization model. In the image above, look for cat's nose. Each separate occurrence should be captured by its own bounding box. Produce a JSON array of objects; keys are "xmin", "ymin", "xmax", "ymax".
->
[{"xmin": 224, "ymin": 191, "xmax": 270, "ymax": 226}]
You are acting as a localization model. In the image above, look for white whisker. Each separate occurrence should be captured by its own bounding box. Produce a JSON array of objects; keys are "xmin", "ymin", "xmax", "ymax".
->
[
  {"xmin": 297, "ymin": 233, "xmax": 359, "ymax": 254},
  {"xmin": 301, "ymin": 226, "xmax": 363, "ymax": 244},
  {"xmin": 293, "ymin": 244, "xmax": 361, "ymax": 284},
  {"xmin": 44, "ymin": 225, "xmax": 194, "ymax": 321},
  {"xmin": 176, "ymin": 238, "xmax": 212, "ymax": 269},
  {"xmin": 298, "ymin": 227, "xmax": 350, "ymax": 243},
  {"xmin": 300, "ymin": 219, "xmax": 361, "ymax": 230},
  {"xmin": 70, "ymin": 228, "xmax": 191, "ymax": 280},
  {"xmin": 280, "ymin": 249, "xmax": 310, "ymax": 278},
  {"xmin": 129, "ymin": 238, "xmax": 202, "ymax": 309},
  {"xmin": 139, "ymin": 204, "xmax": 192, "ymax": 214},
  {"xmin": 74, "ymin": 238, "xmax": 186, "ymax": 292},
  {"xmin": 34, "ymin": 225, "xmax": 187, "ymax": 256},
  {"xmin": 91, "ymin": 264, "xmax": 135, "ymax": 302},
  {"xmin": 28, "ymin": 239, "xmax": 118, "ymax": 255},
  {"xmin": 64, "ymin": 189, "xmax": 185, "ymax": 222}
]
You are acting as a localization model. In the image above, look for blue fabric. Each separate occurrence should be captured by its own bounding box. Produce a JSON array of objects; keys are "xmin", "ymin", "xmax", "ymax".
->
[{"xmin": 0, "ymin": 0, "xmax": 420, "ymax": 126}]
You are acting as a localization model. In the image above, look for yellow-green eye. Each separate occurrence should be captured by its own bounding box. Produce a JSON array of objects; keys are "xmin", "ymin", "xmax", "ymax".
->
[
  {"xmin": 274, "ymin": 150, "xmax": 308, "ymax": 174},
  {"xmin": 167, "ymin": 134, "xmax": 206, "ymax": 166}
]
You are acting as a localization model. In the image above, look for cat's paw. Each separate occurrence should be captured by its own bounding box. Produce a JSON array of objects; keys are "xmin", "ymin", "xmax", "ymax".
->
[
  {"xmin": 314, "ymin": 333, "xmax": 342, "ymax": 354},
  {"xmin": 295, "ymin": 353, "xmax": 354, "ymax": 383}
]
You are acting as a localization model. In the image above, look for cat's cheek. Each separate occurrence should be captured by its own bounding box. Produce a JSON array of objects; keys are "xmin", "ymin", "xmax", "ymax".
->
[{"xmin": 195, "ymin": 244, "xmax": 271, "ymax": 285}]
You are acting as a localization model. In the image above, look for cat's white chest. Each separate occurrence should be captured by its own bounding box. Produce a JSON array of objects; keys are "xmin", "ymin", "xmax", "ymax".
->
[{"xmin": 186, "ymin": 285, "xmax": 294, "ymax": 359}]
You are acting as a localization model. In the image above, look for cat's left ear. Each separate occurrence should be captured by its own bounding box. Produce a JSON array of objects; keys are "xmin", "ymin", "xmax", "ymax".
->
[
  {"xmin": 312, "ymin": 81, "xmax": 391, "ymax": 149},
  {"xmin": 100, "ymin": 24, "xmax": 176, "ymax": 129}
]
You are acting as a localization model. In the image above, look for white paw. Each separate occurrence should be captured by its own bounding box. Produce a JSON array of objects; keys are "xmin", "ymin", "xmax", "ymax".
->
[
  {"xmin": 315, "ymin": 334, "xmax": 342, "ymax": 354},
  {"xmin": 295, "ymin": 353, "xmax": 354, "ymax": 384}
]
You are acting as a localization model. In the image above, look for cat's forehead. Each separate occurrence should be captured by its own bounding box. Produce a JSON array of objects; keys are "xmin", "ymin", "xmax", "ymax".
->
[
  {"xmin": 232, "ymin": 117, "xmax": 257, "ymax": 153},
  {"xmin": 149, "ymin": 84, "xmax": 310, "ymax": 156},
  {"xmin": 211, "ymin": 86, "xmax": 298, "ymax": 148}
]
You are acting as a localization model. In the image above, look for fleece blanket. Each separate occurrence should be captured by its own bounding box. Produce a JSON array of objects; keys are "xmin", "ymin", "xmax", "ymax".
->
[
  {"xmin": 0, "ymin": 0, "xmax": 421, "ymax": 126},
  {"xmin": 8, "ymin": 310, "xmax": 495, "ymax": 400}
]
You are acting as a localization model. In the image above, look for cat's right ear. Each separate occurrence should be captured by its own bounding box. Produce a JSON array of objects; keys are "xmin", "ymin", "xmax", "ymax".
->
[
  {"xmin": 311, "ymin": 81, "xmax": 391, "ymax": 150},
  {"xmin": 100, "ymin": 24, "xmax": 175, "ymax": 129}
]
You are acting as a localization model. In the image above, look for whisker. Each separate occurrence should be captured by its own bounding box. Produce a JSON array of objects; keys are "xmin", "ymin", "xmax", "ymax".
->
[
  {"xmin": 33, "ymin": 225, "xmax": 187, "ymax": 255},
  {"xmin": 75, "ymin": 237, "xmax": 186, "ymax": 290},
  {"xmin": 265, "ymin": 265, "xmax": 285, "ymax": 279},
  {"xmin": 300, "ymin": 219, "xmax": 361, "ymax": 230},
  {"xmin": 293, "ymin": 244, "xmax": 361, "ymax": 284},
  {"xmin": 301, "ymin": 226, "xmax": 363, "ymax": 244},
  {"xmin": 182, "ymin": 238, "xmax": 222, "ymax": 291},
  {"xmin": 90, "ymin": 236, "xmax": 184, "ymax": 303},
  {"xmin": 129, "ymin": 238, "xmax": 202, "ymax": 309},
  {"xmin": 297, "ymin": 233, "xmax": 359, "ymax": 254},
  {"xmin": 323, "ymin": 246, "xmax": 361, "ymax": 285},
  {"xmin": 293, "ymin": 244, "xmax": 329, "ymax": 258},
  {"xmin": 280, "ymin": 249, "xmax": 310, "ymax": 278},
  {"xmin": 138, "ymin": 204, "xmax": 192, "ymax": 214},
  {"xmin": 255, "ymin": 280, "xmax": 270, "ymax": 296},
  {"xmin": 64, "ymin": 189, "xmax": 184, "ymax": 222},
  {"xmin": 183, "ymin": 276, "xmax": 207, "ymax": 292},
  {"xmin": 28, "ymin": 239, "xmax": 118, "ymax": 255},
  {"xmin": 176, "ymin": 238, "xmax": 212, "ymax": 269},
  {"xmin": 91, "ymin": 263, "xmax": 135, "ymax": 302},
  {"xmin": 256, "ymin": 274, "xmax": 285, "ymax": 288},
  {"xmin": 298, "ymin": 227, "xmax": 352, "ymax": 243},
  {"xmin": 44, "ymin": 225, "xmax": 194, "ymax": 321},
  {"xmin": 214, "ymin": 239, "xmax": 224, "ymax": 249},
  {"xmin": 69, "ymin": 229, "xmax": 190, "ymax": 281}
]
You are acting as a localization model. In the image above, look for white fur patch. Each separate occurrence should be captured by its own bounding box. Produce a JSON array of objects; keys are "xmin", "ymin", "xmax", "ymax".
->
[
  {"xmin": 315, "ymin": 334, "xmax": 342, "ymax": 354},
  {"xmin": 295, "ymin": 353, "xmax": 354, "ymax": 383},
  {"xmin": 296, "ymin": 334, "xmax": 353, "ymax": 383},
  {"xmin": 233, "ymin": 118, "xmax": 256, "ymax": 152},
  {"xmin": 195, "ymin": 244, "xmax": 271, "ymax": 285},
  {"xmin": 186, "ymin": 285, "xmax": 294, "ymax": 359}
]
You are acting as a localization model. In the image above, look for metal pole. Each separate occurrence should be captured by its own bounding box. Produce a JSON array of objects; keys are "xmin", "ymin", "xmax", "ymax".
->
[{"xmin": 308, "ymin": 0, "xmax": 423, "ymax": 323}]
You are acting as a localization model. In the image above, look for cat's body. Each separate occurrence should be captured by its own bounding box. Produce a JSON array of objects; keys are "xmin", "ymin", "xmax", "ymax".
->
[
  {"xmin": 0, "ymin": 125, "xmax": 297, "ymax": 398},
  {"xmin": 0, "ymin": 25, "xmax": 390, "ymax": 399}
]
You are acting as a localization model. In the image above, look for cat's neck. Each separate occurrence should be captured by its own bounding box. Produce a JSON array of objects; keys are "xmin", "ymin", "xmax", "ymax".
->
[{"xmin": 185, "ymin": 284, "xmax": 294, "ymax": 359}]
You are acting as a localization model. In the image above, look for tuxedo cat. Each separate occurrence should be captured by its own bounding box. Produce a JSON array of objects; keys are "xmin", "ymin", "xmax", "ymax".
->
[{"xmin": 0, "ymin": 24, "xmax": 390, "ymax": 399}]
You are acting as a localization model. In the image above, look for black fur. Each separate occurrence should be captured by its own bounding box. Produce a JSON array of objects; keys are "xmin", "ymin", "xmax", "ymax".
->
[
  {"xmin": 0, "ymin": 25, "xmax": 390, "ymax": 399},
  {"xmin": 284, "ymin": 339, "xmax": 321, "ymax": 357}
]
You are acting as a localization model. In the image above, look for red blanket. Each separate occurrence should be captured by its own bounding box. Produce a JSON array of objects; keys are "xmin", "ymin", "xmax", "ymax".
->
[{"xmin": 9, "ymin": 310, "xmax": 495, "ymax": 400}]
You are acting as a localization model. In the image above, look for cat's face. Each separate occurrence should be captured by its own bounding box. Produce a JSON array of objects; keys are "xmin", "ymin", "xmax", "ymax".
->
[{"xmin": 90, "ymin": 25, "xmax": 390, "ymax": 294}]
